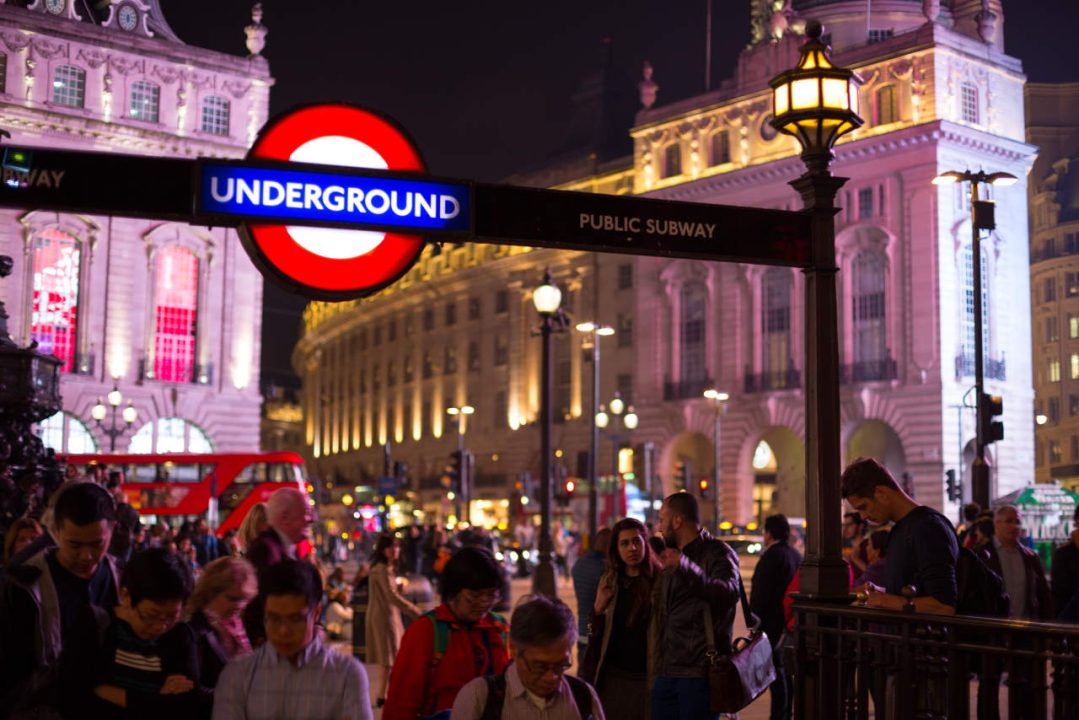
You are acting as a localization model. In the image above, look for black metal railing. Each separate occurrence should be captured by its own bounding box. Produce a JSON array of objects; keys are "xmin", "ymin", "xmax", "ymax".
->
[
  {"xmin": 955, "ymin": 354, "xmax": 1007, "ymax": 381},
  {"xmin": 793, "ymin": 599, "xmax": 1079, "ymax": 719},
  {"xmin": 743, "ymin": 368, "xmax": 801, "ymax": 393},
  {"xmin": 663, "ymin": 377, "xmax": 714, "ymax": 401},
  {"xmin": 841, "ymin": 357, "xmax": 898, "ymax": 384}
]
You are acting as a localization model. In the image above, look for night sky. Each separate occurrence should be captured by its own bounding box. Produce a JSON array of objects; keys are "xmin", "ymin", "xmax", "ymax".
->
[{"xmin": 160, "ymin": 0, "xmax": 1079, "ymax": 391}]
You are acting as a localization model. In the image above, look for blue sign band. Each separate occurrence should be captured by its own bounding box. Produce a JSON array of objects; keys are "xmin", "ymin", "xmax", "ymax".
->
[{"xmin": 198, "ymin": 162, "xmax": 472, "ymax": 233}]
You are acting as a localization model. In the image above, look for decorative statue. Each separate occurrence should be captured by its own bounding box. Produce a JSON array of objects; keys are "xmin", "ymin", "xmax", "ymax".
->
[
  {"xmin": 639, "ymin": 61, "xmax": 658, "ymax": 110},
  {"xmin": 245, "ymin": 3, "xmax": 267, "ymax": 57},
  {"xmin": 976, "ymin": 0, "xmax": 998, "ymax": 44},
  {"xmin": 922, "ymin": 0, "xmax": 942, "ymax": 23}
]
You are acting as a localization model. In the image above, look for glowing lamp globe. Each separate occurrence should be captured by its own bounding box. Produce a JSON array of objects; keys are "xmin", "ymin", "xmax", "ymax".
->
[
  {"xmin": 532, "ymin": 269, "xmax": 562, "ymax": 315},
  {"xmin": 769, "ymin": 20, "xmax": 864, "ymax": 172}
]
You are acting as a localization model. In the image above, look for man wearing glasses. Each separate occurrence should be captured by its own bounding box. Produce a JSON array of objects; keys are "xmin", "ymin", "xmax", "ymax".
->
[
  {"xmin": 450, "ymin": 594, "xmax": 604, "ymax": 719},
  {"xmin": 213, "ymin": 559, "xmax": 372, "ymax": 720}
]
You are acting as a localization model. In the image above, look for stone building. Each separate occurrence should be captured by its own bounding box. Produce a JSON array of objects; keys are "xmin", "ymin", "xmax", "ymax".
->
[
  {"xmin": 0, "ymin": 1, "xmax": 271, "ymax": 453},
  {"xmin": 294, "ymin": 0, "xmax": 1035, "ymax": 527},
  {"xmin": 1027, "ymin": 82, "xmax": 1079, "ymax": 493}
]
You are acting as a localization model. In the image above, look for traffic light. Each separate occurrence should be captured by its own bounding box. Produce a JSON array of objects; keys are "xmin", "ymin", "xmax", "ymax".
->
[
  {"xmin": 698, "ymin": 477, "xmax": 709, "ymax": 499},
  {"xmin": 674, "ymin": 461, "xmax": 690, "ymax": 490},
  {"xmin": 979, "ymin": 393, "xmax": 1004, "ymax": 445},
  {"xmin": 564, "ymin": 478, "xmax": 576, "ymax": 502},
  {"xmin": 444, "ymin": 451, "xmax": 462, "ymax": 491},
  {"xmin": 945, "ymin": 469, "xmax": 960, "ymax": 502}
]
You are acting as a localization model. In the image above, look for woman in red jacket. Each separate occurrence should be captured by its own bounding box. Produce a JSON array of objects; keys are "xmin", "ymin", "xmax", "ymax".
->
[{"xmin": 383, "ymin": 546, "xmax": 510, "ymax": 720}]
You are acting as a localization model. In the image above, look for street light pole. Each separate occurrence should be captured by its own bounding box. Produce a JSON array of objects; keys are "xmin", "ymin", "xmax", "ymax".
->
[
  {"xmin": 446, "ymin": 404, "xmax": 475, "ymax": 524},
  {"xmin": 932, "ymin": 169, "xmax": 1017, "ymax": 509},
  {"xmin": 91, "ymin": 385, "xmax": 137, "ymax": 452},
  {"xmin": 532, "ymin": 269, "xmax": 564, "ymax": 598},
  {"xmin": 576, "ymin": 322, "xmax": 613, "ymax": 543},
  {"xmin": 703, "ymin": 389, "xmax": 729, "ymax": 528}
]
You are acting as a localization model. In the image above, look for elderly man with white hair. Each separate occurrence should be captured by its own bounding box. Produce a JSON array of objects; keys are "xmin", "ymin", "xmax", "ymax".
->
[{"xmin": 243, "ymin": 487, "xmax": 314, "ymax": 645}]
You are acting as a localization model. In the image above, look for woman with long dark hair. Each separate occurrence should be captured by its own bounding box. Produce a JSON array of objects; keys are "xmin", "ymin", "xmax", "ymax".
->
[
  {"xmin": 366, "ymin": 534, "xmax": 421, "ymax": 708},
  {"xmin": 580, "ymin": 517, "xmax": 662, "ymax": 719}
]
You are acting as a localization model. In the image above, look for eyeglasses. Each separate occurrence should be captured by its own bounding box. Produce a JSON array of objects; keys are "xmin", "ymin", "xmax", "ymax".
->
[
  {"xmin": 521, "ymin": 654, "xmax": 572, "ymax": 677},
  {"xmin": 134, "ymin": 605, "xmax": 182, "ymax": 630},
  {"xmin": 461, "ymin": 589, "xmax": 501, "ymax": 605}
]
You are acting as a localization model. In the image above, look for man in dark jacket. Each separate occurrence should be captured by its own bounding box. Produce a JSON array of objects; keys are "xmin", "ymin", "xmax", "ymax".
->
[
  {"xmin": 652, "ymin": 492, "xmax": 740, "ymax": 720},
  {"xmin": 751, "ymin": 514, "xmax": 801, "ymax": 720},
  {"xmin": 1051, "ymin": 505, "xmax": 1079, "ymax": 618},
  {"xmin": 571, "ymin": 528, "xmax": 612, "ymax": 663}
]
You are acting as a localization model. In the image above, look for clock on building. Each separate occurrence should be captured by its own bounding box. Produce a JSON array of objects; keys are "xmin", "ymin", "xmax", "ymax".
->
[
  {"xmin": 118, "ymin": 3, "xmax": 139, "ymax": 31},
  {"xmin": 44, "ymin": 0, "xmax": 66, "ymax": 15}
]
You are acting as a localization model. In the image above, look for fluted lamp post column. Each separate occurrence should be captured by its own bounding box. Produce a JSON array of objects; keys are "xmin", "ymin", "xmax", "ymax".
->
[
  {"xmin": 532, "ymin": 269, "xmax": 564, "ymax": 598},
  {"xmin": 703, "ymin": 389, "xmax": 729, "ymax": 528},
  {"xmin": 769, "ymin": 19, "xmax": 863, "ymax": 719},
  {"xmin": 91, "ymin": 385, "xmax": 137, "ymax": 452}
]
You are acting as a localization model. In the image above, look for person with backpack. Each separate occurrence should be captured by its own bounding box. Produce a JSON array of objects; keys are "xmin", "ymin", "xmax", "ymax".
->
[
  {"xmin": 841, "ymin": 457, "xmax": 958, "ymax": 614},
  {"xmin": 383, "ymin": 547, "xmax": 510, "ymax": 720},
  {"xmin": 450, "ymin": 594, "xmax": 604, "ymax": 720}
]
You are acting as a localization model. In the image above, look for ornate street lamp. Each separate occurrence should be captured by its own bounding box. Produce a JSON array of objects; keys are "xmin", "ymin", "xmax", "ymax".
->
[
  {"xmin": 703, "ymin": 388, "xmax": 730, "ymax": 528},
  {"xmin": 594, "ymin": 391, "xmax": 637, "ymax": 520},
  {"xmin": 769, "ymin": 20, "xmax": 862, "ymax": 601},
  {"xmin": 575, "ymin": 321, "xmax": 614, "ymax": 541},
  {"xmin": 0, "ymin": 255, "xmax": 63, "ymax": 529},
  {"xmin": 91, "ymin": 384, "xmax": 137, "ymax": 452},
  {"xmin": 932, "ymin": 169, "xmax": 1017, "ymax": 509},
  {"xmin": 532, "ymin": 268, "xmax": 565, "ymax": 598}
]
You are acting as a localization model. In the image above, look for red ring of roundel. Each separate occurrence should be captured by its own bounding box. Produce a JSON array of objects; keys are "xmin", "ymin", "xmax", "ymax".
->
[{"xmin": 244, "ymin": 104, "xmax": 426, "ymax": 298}]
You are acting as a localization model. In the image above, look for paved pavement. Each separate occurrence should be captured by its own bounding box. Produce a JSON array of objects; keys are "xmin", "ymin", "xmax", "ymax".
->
[{"xmin": 347, "ymin": 555, "xmax": 772, "ymax": 719}]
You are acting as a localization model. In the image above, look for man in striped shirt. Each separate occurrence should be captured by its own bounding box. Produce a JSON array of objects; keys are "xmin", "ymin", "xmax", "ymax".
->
[{"xmin": 213, "ymin": 559, "xmax": 372, "ymax": 720}]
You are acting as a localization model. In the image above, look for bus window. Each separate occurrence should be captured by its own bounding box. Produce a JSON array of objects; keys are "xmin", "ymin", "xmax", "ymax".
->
[
  {"xmin": 157, "ymin": 463, "xmax": 206, "ymax": 483},
  {"xmin": 267, "ymin": 462, "xmax": 300, "ymax": 483},
  {"xmin": 235, "ymin": 463, "xmax": 268, "ymax": 484},
  {"xmin": 125, "ymin": 463, "xmax": 159, "ymax": 483}
]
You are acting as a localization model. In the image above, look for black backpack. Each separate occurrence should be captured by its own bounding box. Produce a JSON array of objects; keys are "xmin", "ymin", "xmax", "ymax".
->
[
  {"xmin": 480, "ymin": 671, "xmax": 595, "ymax": 720},
  {"xmin": 956, "ymin": 545, "xmax": 1010, "ymax": 617}
]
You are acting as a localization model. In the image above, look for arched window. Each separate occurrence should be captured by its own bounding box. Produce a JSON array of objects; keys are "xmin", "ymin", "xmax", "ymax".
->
[
  {"xmin": 761, "ymin": 269, "xmax": 792, "ymax": 380},
  {"xmin": 201, "ymin": 95, "xmax": 230, "ymax": 136},
  {"xmin": 129, "ymin": 80, "xmax": 160, "ymax": 123},
  {"xmin": 962, "ymin": 245, "xmax": 989, "ymax": 364},
  {"xmin": 37, "ymin": 411, "xmax": 98, "ymax": 453},
  {"xmin": 875, "ymin": 85, "xmax": 897, "ymax": 126},
  {"xmin": 710, "ymin": 131, "xmax": 730, "ymax": 166},
  {"xmin": 680, "ymin": 283, "xmax": 708, "ymax": 382},
  {"xmin": 851, "ymin": 250, "xmax": 887, "ymax": 364},
  {"xmin": 152, "ymin": 245, "xmax": 199, "ymax": 383},
  {"xmin": 52, "ymin": 65, "xmax": 85, "ymax": 108},
  {"xmin": 30, "ymin": 228, "xmax": 81, "ymax": 372},
  {"xmin": 129, "ymin": 417, "xmax": 213, "ymax": 453}
]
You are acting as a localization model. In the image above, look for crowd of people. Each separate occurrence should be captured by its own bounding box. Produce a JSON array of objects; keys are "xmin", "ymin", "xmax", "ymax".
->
[{"xmin": 3, "ymin": 456, "xmax": 1079, "ymax": 720}]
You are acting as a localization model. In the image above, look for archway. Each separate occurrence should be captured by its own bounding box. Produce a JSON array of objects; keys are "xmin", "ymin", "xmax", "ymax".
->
[
  {"xmin": 750, "ymin": 427, "xmax": 806, "ymax": 522},
  {"xmin": 660, "ymin": 431, "xmax": 716, "ymax": 519},
  {"xmin": 846, "ymin": 419, "xmax": 908, "ymax": 492},
  {"xmin": 129, "ymin": 417, "xmax": 214, "ymax": 453}
]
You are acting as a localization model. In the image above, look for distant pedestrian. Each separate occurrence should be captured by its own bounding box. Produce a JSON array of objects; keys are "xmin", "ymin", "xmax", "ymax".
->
[
  {"xmin": 750, "ymin": 514, "xmax": 802, "ymax": 720},
  {"xmin": 237, "ymin": 502, "xmax": 269, "ymax": 554},
  {"xmin": 1052, "ymin": 505, "xmax": 1079, "ymax": 619},
  {"xmin": 842, "ymin": 511, "xmax": 869, "ymax": 575},
  {"xmin": 2, "ymin": 517, "xmax": 42, "ymax": 566},
  {"xmin": 450, "ymin": 594, "xmax": 604, "ymax": 720},
  {"xmin": 571, "ymin": 527, "xmax": 612, "ymax": 663},
  {"xmin": 853, "ymin": 529, "xmax": 890, "ymax": 589},
  {"xmin": 191, "ymin": 518, "xmax": 220, "ymax": 568},
  {"xmin": 842, "ymin": 457, "xmax": 957, "ymax": 615},
  {"xmin": 957, "ymin": 502, "xmax": 982, "ymax": 548},
  {"xmin": 366, "ymin": 534, "xmax": 421, "ymax": 709}
]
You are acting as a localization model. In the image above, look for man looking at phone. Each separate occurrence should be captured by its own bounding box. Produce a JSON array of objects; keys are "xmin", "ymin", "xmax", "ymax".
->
[{"xmin": 652, "ymin": 492, "xmax": 741, "ymax": 720}]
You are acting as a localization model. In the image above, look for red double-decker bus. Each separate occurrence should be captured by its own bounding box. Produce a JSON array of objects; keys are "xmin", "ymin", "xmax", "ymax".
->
[{"xmin": 63, "ymin": 452, "xmax": 308, "ymax": 536}]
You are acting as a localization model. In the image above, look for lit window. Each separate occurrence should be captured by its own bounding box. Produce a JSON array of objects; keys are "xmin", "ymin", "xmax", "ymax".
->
[
  {"xmin": 201, "ymin": 95, "xmax": 230, "ymax": 136},
  {"xmin": 1050, "ymin": 439, "xmax": 1063, "ymax": 464},
  {"xmin": 129, "ymin": 80, "xmax": 160, "ymax": 123},
  {"xmin": 1050, "ymin": 359, "xmax": 1062, "ymax": 383},
  {"xmin": 858, "ymin": 188, "xmax": 874, "ymax": 219},
  {"xmin": 52, "ymin": 65, "xmax": 85, "ymax": 108},
  {"xmin": 875, "ymin": 85, "xmax": 897, "ymax": 125},
  {"xmin": 961, "ymin": 83, "xmax": 979, "ymax": 124},
  {"xmin": 130, "ymin": 417, "xmax": 213, "ymax": 453},
  {"xmin": 962, "ymin": 247, "xmax": 989, "ymax": 363},
  {"xmin": 663, "ymin": 144, "xmax": 682, "ymax": 178},
  {"xmin": 1047, "ymin": 316, "xmax": 1060, "ymax": 343},
  {"xmin": 1070, "ymin": 315, "xmax": 1079, "ymax": 339},
  {"xmin": 152, "ymin": 245, "xmax": 199, "ymax": 383},
  {"xmin": 852, "ymin": 250, "xmax": 887, "ymax": 363},
  {"xmin": 30, "ymin": 228, "xmax": 81, "ymax": 373},
  {"xmin": 1071, "ymin": 354, "xmax": 1079, "ymax": 380},
  {"xmin": 762, "ymin": 268, "xmax": 792, "ymax": 379},
  {"xmin": 37, "ymin": 411, "xmax": 98, "ymax": 454}
]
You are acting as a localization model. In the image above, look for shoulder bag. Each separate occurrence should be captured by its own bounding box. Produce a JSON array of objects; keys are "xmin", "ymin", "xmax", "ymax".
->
[{"xmin": 702, "ymin": 575, "xmax": 776, "ymax": 713}]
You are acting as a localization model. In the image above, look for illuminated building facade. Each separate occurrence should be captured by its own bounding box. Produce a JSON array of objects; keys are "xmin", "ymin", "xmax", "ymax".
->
[
  {"xmin": 0, "ymin": 1, "xmax": 271, "ymax": 453},
  {"xmin": 295, "ymin": 0, "xmax": 1035, "ymax": 525},
  {"xmin": 1027, "ymin": 82, "xmax": 1079, "ymax": 493}
]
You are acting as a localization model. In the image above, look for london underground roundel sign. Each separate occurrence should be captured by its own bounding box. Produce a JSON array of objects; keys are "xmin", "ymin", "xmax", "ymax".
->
[{"xmin": 241, "ymin": 103, "xmax": 428, "ymax": 301}]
